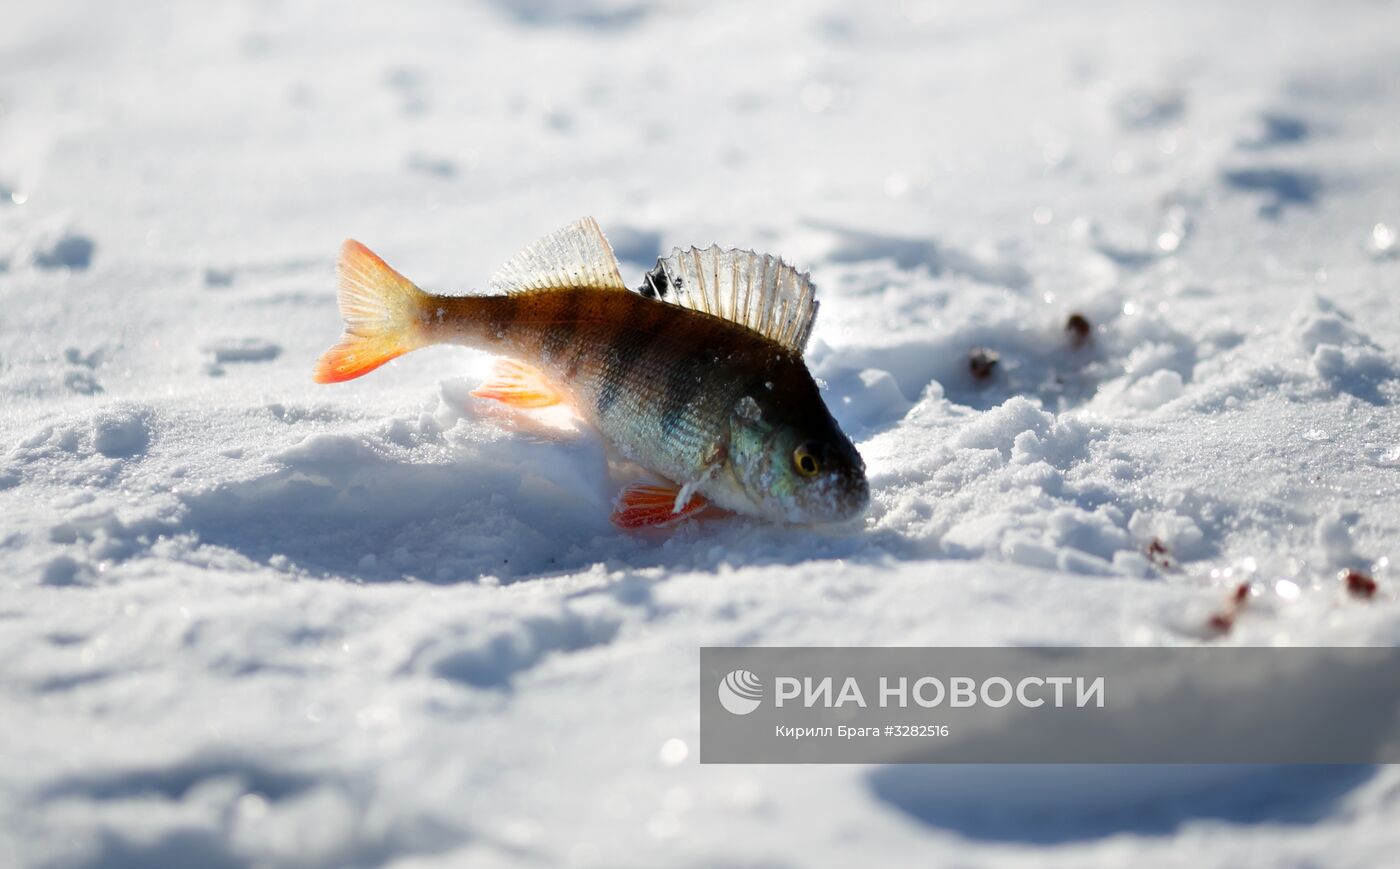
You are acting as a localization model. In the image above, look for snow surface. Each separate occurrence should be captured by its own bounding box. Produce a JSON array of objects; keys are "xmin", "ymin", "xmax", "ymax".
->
[{"xmin": 3, "ymin": 0, "xmax": 1400, "ymax": 866}]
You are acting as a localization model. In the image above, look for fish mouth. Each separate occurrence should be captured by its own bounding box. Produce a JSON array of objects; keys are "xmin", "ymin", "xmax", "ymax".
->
[
  {"xmin": 823, "ymin": 474, "xmax": 871, "ymax": 523},
  {"xmin": 845, "ymin": 475, "xmax": 872, "ymax": 517},
  {"xmin": 778, "ymin": 469, "xmax": 870, "ymax": 525},
  {"xmin": 819, "ymin": 440, "xmax": 869, "ymax": 523}
]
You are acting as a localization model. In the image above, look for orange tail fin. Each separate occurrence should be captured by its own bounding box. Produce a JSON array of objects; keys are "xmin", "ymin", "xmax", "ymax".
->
[{"xmin": 313, "ymin": 240, "xmax": 430, "ymax": 383}]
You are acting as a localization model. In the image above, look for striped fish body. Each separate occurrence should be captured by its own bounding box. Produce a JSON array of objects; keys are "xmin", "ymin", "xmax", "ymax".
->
[
  {"xmin": 431, "ymin": 288, "xmax": 823, "ymax": 514},
  {"xmin": 314, "ymin": 219, "xmax": 868, "ymax": 525}
]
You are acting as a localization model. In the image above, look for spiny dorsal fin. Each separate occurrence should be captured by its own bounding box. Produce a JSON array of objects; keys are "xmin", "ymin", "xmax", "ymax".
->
[
  {"xmin": 490, "ymin": 217, "xmax": 628, "ymax": 293},
  {"xmin": 637, "ymin": 246, "xmax": 819, "ymax": 354}
]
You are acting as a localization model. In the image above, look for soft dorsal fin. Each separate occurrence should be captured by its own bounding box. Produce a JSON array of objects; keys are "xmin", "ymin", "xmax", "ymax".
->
[
  {"xmin": 637, "ymin": 246, "xmax": 819, "ymax": 354},
  {"xmin": 490, "ymin": 217, "xmax": 628, "ymax": 293}
]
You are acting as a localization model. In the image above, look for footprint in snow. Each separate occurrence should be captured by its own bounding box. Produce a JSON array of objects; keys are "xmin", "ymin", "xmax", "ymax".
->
[
  {"xmin": 32, "ymin": 231, "xmax": 95, "ymax": 270},
  {"xmin": 204, "ymin": 338, "xmax": 281, "ymax": 376}
]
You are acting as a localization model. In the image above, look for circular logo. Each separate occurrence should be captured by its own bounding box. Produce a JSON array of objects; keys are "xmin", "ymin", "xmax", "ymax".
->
[{"xmin": 718, "ymin": 669, "xmax": 763, "ymax": 715}]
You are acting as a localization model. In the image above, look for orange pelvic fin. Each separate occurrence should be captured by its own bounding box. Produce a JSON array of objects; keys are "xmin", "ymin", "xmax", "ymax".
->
[
  {"xmin": 313, "ymin": 240, "xmax": 429, "ymax": 383},
  {"xmin": 471, "ymin": 359, "xmax": 563, "ymax": 408},
  {"xmin": 612, "ymin": 482, "xmax": 708, "ymax": 529}
]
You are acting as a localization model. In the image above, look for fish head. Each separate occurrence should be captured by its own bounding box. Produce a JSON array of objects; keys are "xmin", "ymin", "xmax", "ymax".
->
[{"xmin": 727, "ymin": 382, "xmax": 869, "ymax": 524}]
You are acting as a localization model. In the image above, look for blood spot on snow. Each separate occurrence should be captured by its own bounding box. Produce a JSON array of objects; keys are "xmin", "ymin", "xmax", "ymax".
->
[
  {"xmin": 1207, "ymin": 582, "xmax": 1252, "ymax": 634},
  {"xmin": 1145, "ymin": 537, "xmax": 1173, "ymax": 570},
  {"xmin": 1342, "ymin": 569, "xmax": 1377, "ymax": 600}
]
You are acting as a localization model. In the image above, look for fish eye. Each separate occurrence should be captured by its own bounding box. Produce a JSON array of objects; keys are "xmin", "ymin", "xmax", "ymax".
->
[{"xmin": 792, "ymin": 442, "xmax": 822, "ymax": 477}]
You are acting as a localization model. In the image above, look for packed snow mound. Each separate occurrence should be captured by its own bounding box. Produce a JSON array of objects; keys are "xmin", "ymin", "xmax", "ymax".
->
[{"xmin": 3, "ymin": 1, "xmax": 1400, "ymax": 867}]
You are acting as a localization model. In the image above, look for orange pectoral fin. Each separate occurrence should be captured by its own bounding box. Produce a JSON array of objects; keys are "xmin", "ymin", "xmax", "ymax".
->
[
  {"xmin": 612, "ymin": 482, "xmax": 708, "ymax": 529},
  {"xmin": 471, "ymin": 359, "xmax": 563, "ymax": 408}
]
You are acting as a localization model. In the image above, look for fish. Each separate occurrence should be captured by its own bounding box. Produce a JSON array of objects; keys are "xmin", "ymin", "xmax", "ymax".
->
[{"xmin": 313, "ymin": 217, "xmax": 868, "ymax": 528}]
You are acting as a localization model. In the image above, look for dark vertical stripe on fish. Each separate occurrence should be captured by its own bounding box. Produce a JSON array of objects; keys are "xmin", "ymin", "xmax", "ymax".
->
[
  {"xmin": 658, "ymin": 353, "xmax": 709, "ymax": 441},
  {"xmin": 491, "ymin": 294, "xmax": 519, "ymax": 339},
  {"xmin": 594, "ymin": 297, "xmax": 656, "ymax": 418},
  {"xmin": 539, "ymin": 290, "xmax": 580, "ymax": 366}
]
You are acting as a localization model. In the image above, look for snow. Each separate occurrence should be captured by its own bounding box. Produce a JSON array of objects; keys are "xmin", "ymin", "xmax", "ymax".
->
[{"xmin": 2, "ymin": 0, "xmax": 1400, "ymax": 866}]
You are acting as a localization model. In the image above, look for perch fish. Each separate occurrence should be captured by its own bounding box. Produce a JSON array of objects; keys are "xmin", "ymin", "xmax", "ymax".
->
[{"xmin": 313, "ymin": 218, "xmax": 868, "ymax": 528}]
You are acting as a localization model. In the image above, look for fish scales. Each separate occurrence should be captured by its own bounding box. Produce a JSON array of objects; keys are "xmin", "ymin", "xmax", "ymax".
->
[{"xmin": 433, "ymin": 289, "xmax": 762, "ymax": 484}]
